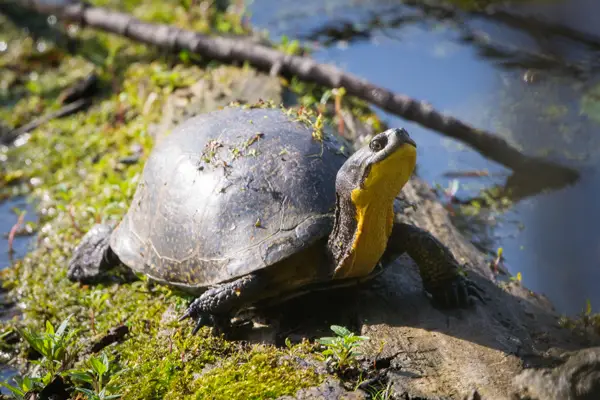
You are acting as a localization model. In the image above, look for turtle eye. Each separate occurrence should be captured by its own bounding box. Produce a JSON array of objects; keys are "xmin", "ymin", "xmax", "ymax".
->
[{"xmin": 369, "ymin": 136, "xmax": 387, "ymax": 152}]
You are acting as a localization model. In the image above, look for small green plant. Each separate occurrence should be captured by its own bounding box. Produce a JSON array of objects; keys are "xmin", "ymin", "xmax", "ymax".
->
[
  {"xmin": 509, "ymin": 271, "xmax": 523, "ymax": 283},
  {"xmin": 17, "ymin": 315, "xmax": 79, "ymax": 380},
  {"xmin": 577, "ymin": 299, "xmax": 599, "ymax": 332},
  {"xmin": 67, "ymin": 352, "xmax": 125, "ymax": 400},
  {"xmin": 317, "ymin": 325, "xmax": 369, "ymax": 371},
  {"xmin": 359, "ymin": 380, "xmax": 392, "ymax": 400},
  {"xmin": 1, "ymin": 316, "xmax": 78, "ymax": 398},
  {"xmin": 0, "ymin": 376, "xmax": 44, "ymax": 399},
  {"xmin": 558, "ymin": 299, "xmax": 600, "ymax": 336},
  {"xmin": 83, "ymin": 290, "xmax": 111, "ymax": 335}
]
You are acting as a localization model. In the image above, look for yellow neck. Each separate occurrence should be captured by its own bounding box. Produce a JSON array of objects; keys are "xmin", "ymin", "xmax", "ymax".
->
[
  {"xmin": 333, "ymin": 145, "xmax": 416, "ymax": 279},
  {"xmin": 333, "ymin": 199, "xmax": 394, "ymax": 279}
]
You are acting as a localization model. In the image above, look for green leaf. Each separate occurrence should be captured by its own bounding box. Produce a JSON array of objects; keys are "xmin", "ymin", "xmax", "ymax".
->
[
  {"xmin": 45, "ymin": 320, "xmax": 55, "ymax": 335},
  {"xmin": 317, "ymin": 337, "xmax": 336, "ymax": 345},
  {"xmin": 55, "ymin": 315, "xmax": 73, "ymax": 338},
  {"xmin": 22, "ymin": 376, "xmax": 42, "ymax": 392},
  {"xmin": 330, "ymin": 325, "xmax": 351, "ymax": 337},
  {"xmin": 75, "ymin": 387, "xmax": 99, "ymax": 399},
  {"xmin": 40, "ymin": 371, "xmax": 55, "ymax": 386},
  {"xmin": 0, "ymin": 381, "xmax": 26, "ymax": 398},
  {"xmin": 90, "ymin": 355, "xmax": 108, "ymax": 376},
  {"xmin": 101, "ymin": 352, "xmax": 110, "ymax": 371},
  {"xmin": 66, "ymin": 371, "xmax": 95, "ymax": 384}
]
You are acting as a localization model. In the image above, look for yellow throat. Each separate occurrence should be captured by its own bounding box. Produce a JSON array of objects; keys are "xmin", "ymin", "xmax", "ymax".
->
[{"xmin": 333, "ymin": 144, "xmax": 417, "ymax": 279}]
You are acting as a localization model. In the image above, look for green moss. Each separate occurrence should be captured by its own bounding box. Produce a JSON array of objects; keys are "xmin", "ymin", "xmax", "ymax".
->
[
  {"xmin": 191, "ymin": 345, "xmax": 319, "ymax": 400},
  {"xmin": 0, "ymin": 1, "xmax": 395, "ymax": 397}
]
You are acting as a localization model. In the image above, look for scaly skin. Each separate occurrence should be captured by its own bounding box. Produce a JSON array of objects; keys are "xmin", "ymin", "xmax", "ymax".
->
[
  {"xmin": 68, "ymin": 224, "xmax": 120, "ymax": 283},
  {"xmin": 179, "ymin": 274, "xmax": 266, "ymax": 335},
  {"xmin": 383, "ymin": 222, "xmax": 484, "ymax": 308}
]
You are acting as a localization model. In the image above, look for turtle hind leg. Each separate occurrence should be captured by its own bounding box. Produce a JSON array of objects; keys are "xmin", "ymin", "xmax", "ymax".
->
[
  {"xmin": 179, "ymin": 274, "xmax": 266, "ymax": 336},
  {"xmin": 68, "ymin": 224, "xmax": 121, "ymax": 283}
]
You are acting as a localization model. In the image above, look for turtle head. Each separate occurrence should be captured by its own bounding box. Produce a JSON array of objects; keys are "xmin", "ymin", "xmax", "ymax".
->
[
  {"xmin": 328, "ymin": 128, "xmax": 417, "ymax": 279},
  {"xmin": 341, "ymin": 128, "xmax": 417, "ymax": 197}
]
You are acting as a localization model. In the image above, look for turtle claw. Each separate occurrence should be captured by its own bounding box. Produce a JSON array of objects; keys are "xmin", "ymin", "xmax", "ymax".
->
[
  {"xmin": 178, "ymin": 298, "xmax": 209, "ymax": 334},
  {"xmin": 427, "ymin": 275, "xmax": 486, "ymax": 309},
  {"xmin": 466, "ymin": 279, "xmax": 486, "ymax": 304},
  {"xmin": 179, "ymin": 299, "xmax": 231, "ymax": 336},
  {"xmin": 192, "ymin": 315, "xmax": 210, "ymax": 335},
  {"xmin": 177, "ymin": 306, "xmax": 195, "ymax": 322}
]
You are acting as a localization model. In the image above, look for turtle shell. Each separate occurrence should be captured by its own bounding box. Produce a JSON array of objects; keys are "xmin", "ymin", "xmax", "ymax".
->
[{"xmin": 110, "ymin": 107, "xmax": 349, "ymax": 291}]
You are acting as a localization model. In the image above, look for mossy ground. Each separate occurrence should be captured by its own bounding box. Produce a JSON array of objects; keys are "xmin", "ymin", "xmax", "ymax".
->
[{"xmin": 0, "ymin": 1, "xmax": 383, "ymax": 398}]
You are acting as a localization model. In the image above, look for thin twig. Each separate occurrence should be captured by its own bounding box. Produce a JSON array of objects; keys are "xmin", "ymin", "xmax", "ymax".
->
[
  {"xmin": 7, "ymin": 212, "xmax": 26, "ymax": 255},
  {"xmin": 2, "ymin": 98, "xmax": 91, "ymax": 145}
]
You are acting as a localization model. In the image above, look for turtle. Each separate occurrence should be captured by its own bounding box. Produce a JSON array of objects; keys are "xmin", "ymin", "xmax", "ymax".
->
[{"xmin": 68, "ymin": 106, "xmax": 483, "ymax": 334}]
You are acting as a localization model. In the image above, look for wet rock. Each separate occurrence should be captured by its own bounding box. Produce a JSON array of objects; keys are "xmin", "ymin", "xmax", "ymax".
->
[{"xmin": 512, "ymin": 347, "xmax": 600, "ymax": 400}]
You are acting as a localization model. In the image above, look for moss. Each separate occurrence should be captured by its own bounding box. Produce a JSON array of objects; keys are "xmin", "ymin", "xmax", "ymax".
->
[
  {"xmin": 0, "ymin": 1, "xmax": 395, "ymax": 397},
  {"xmin": 191, "ymin": 345, "xmax": 319, "ymax": 400}
]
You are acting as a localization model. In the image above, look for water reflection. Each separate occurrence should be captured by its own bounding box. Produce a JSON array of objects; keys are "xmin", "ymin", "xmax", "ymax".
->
[
  {"xmin": 248, "ymin": 0, "xmax": 600, "ymax": 314},
  {"xmin": 0, "ymin": 197, "xmax": 36, "ymax": 271}
]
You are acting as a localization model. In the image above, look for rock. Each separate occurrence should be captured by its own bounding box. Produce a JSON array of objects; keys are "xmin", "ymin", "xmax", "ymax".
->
[
  {"xmin": 25, "ymin": 375, "xmax": 70, "ymax": 400},
  {"xmin": 277, "ymin": 378, "xmax": 367, "ymax": 400},
  {"xmin": 512, "ymin": 347, "xmax": 600, "ymax": 400},
  {"xmin": 258, "ymin": 175, "xmax": 597, "ymax": 399}
]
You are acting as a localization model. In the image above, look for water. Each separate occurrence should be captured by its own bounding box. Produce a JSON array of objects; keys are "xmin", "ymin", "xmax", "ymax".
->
[
  {"xmin": 0, "ymin": 197, "xmax": 36, "ymax": 392},
  {"xmin": 0, "ymin": 197, "xmax": 36, "ymax": 272},
  {"xmin": 248, "ymin": 0, "xmax": 600, "ymax": 315}
]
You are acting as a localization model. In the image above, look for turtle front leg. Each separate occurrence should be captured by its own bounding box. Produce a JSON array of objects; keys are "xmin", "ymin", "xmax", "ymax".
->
[
  {"xmin": 383, "ymin": 222, "xmax": 484, "ymax": 308},
  {"xmin": 179, "ymin": 274, "xmax": 266, "ymax": 335}
]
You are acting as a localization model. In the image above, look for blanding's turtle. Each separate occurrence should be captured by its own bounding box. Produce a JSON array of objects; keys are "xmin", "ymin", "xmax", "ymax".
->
[{"xmin": 68, "ymin": 106, "xmax": 483, "ymax": 333}]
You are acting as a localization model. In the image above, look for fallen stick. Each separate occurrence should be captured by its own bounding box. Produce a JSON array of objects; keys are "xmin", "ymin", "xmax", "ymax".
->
[
  {"xmin": 15, "ymin": 0, "xmax": 579, "ymax": 185},
  {"xmin": 2, "ymin": 98, "xmax": 91, "ymax": 145},
  {"xmin": 7, "ymin": 212, "xmax": 26, "ymax": 255}
]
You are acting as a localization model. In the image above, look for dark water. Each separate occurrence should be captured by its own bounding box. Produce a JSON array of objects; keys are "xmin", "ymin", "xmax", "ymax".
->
[{"xmin": 248, "ymin": 0, "xmax": 600, "ymax": 315}]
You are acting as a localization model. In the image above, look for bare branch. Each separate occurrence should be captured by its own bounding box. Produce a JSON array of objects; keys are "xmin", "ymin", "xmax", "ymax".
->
[{"xmin": 14, "ymin": 0, "xmax": 579, "ymax": 185}]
